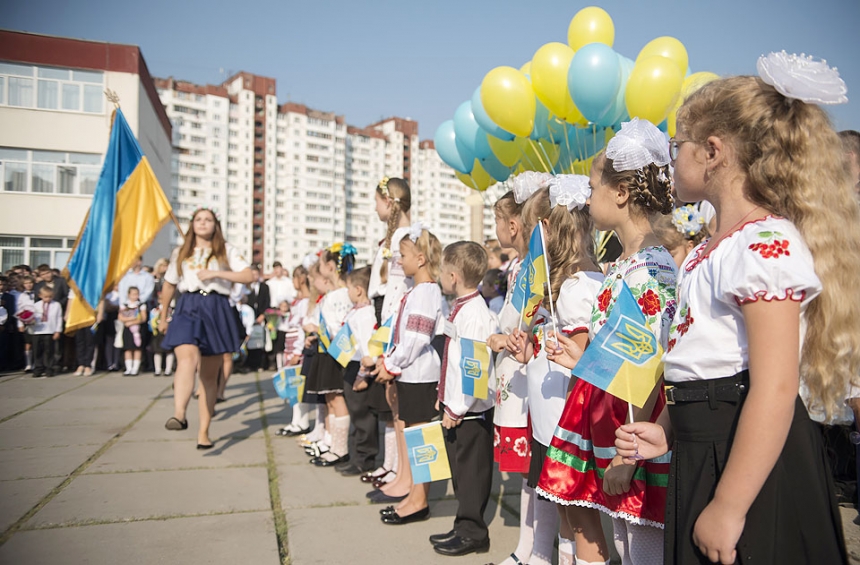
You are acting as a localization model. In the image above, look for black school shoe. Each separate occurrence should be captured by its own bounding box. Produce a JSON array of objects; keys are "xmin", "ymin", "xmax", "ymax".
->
[
  {"xmin": 428, "ymin": 530, "xmax": 457, "ymax": 545},
  {"xmin": 432, "ymin": 535, "xmax": 490, "ymax": 556},
  {"xmin": 380, "ymin": 506, "xmax": 430, "ymax": 525}
]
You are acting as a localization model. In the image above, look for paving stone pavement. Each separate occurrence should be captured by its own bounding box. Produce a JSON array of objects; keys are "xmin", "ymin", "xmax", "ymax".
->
[{"xmin": 0, "ymin": 369, "xmax": 857, "ymax": 564}]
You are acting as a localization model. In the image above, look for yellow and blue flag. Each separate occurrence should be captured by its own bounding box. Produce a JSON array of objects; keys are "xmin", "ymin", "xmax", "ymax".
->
[
  {"xmin": 572, "ymin": 282, "xmax": 663, "ymax": 408},
  {"xmin": 511, "ymin": 224, "xmax": 549, "ymax": 326},
  {"xmin": 404, "ymin": 422, "xmax": 451, "ymax": 483},
  {"xmin": 273, "ymin": 365, "xmax": 305, "ymax": 405},
  {"xmin": 368, "ymin": 315, "xmax": 394, "ymax": 358},
  {"xmin": 64, "ymin": 108, "xmax": 172, "ymax": 333},
  {"xmin": 328, "ymin": 322, "xmax": 357, "ymax": 367},
  {"xmin": 460, "ymin": 337, "xmax": 490, "ymax": 400},
  {"xmin": 317, "ymin": 315, "xmax": 332, "ymax": 353}
]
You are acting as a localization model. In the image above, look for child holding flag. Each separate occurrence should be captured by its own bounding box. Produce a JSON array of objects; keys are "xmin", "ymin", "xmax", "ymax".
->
[
  {"xmin": 508, "ymin": 178, "xmax": 603, "ymax": 565},
  {"xmin": 539, "ymin": 119, "xmax": 677, "ymax": 565},
  {"xmin": 275, "ymin": 265, "xmax": 312, "ymax": 437},
  {"xmin": 429, "ymin": 241, "xmax": 498, "ymax": 556},
  {"xmin": 304, "ymin": 243, "xmax": 355, "ymax": 466},
  {"xmin": 615, "ymin": 60, "xmax": 853, "ymax": 564},
  {"xmin": 376, "ymin": 224, "xmax": 443, "ymax": 523}
]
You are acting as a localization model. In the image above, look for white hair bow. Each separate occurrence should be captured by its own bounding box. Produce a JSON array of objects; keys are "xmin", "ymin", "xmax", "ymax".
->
[
  {"xmin": 548, "ymin": 175, "xmax": 590, "ymax": 211},
  {"xmin": 511, "ymin": 171, "xmax": 553, "ymax": 204},
  {"xmin": 408, "ymin": 222, "xmax": 428, "ymax": 243},
  {"xmin": 757, "ymin": 51, "xmax": 848, "ymax": 105},
  {"xmin": 605, "ymin": 118, "xmax": 670, "ymax": 172}
]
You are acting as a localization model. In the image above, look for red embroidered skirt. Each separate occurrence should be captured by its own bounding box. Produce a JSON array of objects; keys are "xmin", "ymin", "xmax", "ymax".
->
[
  {"xmin": 494, "ymin": 425, "xmax": 532, "ymax": 473},
  {"xmin": 536, "ymin": 378, "xmax": 669, "ymax": 528}
]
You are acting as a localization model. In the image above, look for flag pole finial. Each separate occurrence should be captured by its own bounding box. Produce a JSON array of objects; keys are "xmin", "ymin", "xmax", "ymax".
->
[{"xmin": 104, "ymin": 89, "xmax": 120, "ymax": 108}]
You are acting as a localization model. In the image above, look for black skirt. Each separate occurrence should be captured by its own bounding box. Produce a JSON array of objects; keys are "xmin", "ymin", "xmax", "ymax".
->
[
  {"xmin": 304, "ymin": 350, "xmax": 345, "ymax": 395},
  {"xmin": 273, "ymin": 330, "xmax": 287, "ymax": 354},
  {"xmin": 395, "ymin": 381, "xmax": 438, "ymax": 426},
  {"xmin": 665, "ymin": 373, "xmax": 847, "ymax": 564}
]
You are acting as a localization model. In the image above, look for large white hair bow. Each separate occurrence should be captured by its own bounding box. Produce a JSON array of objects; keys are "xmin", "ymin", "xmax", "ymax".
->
[
  {"xmin": 408, "ymin": 222, "xmax": 428, "ymax": 243},
  {"xmin": 548, "ymin": 175, "xmax": 590, "ymax": 211},
  {"xmin": 757, "ymin": 51, "xmax": 848, "ymax": 105},
  {"xmin": 510, "ymin": 171, "xmax": 553, "ymax": 203},
  {"xmin": 605, "ymin": 118, "xmax": 670, "ymax": 172}
]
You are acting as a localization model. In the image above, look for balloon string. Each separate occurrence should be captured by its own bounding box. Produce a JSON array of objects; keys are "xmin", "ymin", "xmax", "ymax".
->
[
  {"xmin": 562, "ymin": 121, "xmax": 574, "ymax": 173},
  {"xmin": 528, "ymin": 138, "xmax": 551, "ymax": 173},
  {"xmin": 537, "ymin": 140, "xmax": 557, "ymax": 175}
]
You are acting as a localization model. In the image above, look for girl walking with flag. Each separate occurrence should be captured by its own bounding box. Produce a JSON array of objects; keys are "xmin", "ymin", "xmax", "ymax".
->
[
  {"xmin": 616, "ymin": 56, "xmax": 854, "ymax": 564},
  {"xmin": 506, "ymin": 178, "xmax": 603, "ymax": 565},
  {"xmin": 539, "ymin": 119, "xmax": 677, "ymax": 565},
  {"xmin": 159, "ymin": 207, "xmax": 254, "ymax": 449}
]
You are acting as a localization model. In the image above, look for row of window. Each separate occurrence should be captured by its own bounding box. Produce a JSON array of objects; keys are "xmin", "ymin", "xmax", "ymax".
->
[
  {"xmin": 0, "ymin": 236, "xmax": 75, "ymax": 271},
  {"xmin": 1, "ymin": 147, "xmax": 101, "ymax": 195},
  {"xmin": 0, "ymin": 62, "xmax": 104, "ymax": 114}
]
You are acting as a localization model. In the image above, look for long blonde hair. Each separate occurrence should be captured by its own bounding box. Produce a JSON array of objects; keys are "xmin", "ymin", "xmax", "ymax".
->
[
  {"xmin": 409, "ymin": 229, "xmax": 442, "ymax": 282},
  {"xmin": 175, "ymin": 209, "xmax": 228, "ymax": 277},
  {"xmin": 678, "ymin": 76, "xmax": 860, "ymax": 418},
  {"xmin": 378, "ymin": 178, "xmax": 412, "ymax": 284},
  {"xmin": 522, "ymin": 187, "xmax": 599, "ymax": 307}
]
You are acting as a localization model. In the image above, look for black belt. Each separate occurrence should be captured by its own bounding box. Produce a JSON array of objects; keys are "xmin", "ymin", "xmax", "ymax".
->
[
  {"xmin": 665, "ymin": 372, "xmax": 749, "ymax": 406},
  {"xmin": 187, "ymin": 289, "xmax": 226, "ymax": 297}
]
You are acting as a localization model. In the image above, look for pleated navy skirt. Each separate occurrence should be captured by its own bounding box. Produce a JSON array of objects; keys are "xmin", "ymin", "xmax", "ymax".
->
[{"xmin": 162, "ymin": 291, "xmax": 242, "ymax": 357}]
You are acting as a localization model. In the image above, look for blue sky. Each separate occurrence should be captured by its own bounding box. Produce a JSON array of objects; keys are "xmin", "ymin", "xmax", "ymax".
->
[{"xmin": 6, "ymin": 0, "xmax": 859, "ymax": 137}]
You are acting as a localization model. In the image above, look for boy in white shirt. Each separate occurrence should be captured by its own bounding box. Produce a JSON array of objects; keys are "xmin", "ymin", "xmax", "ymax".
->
[{"xmin": 31, "ymin": 286, "xmax": 63, "ymax": 378}]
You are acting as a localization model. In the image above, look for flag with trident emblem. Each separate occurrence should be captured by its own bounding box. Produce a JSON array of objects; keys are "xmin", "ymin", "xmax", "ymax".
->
[{"xmin": 572, "ymin": 281, "xmax": 663, "ymax": 408}]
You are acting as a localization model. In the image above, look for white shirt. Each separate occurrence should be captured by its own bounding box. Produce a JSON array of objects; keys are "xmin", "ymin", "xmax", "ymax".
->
[
  {"xmin": 164, "ymin": 243, "xmax": 249, "ymax": 295},
  {"xmin": 238, "ymin": 304, "xmax": 256, "ymax": 335},
  {"xmin": 317, "ymin": 287, "xmax": 352, "ymax": 337},
  {"xmin": 493, "ymin": 259, "xmax": 530, "ymax": 427},
  {"xmin": 345, "ymin": 303, "xmax": 377, "ymax": 361},
  {"xmin": 285, "ymin": 297, "xmax": 309, "ymax": 358},
  {"xmin": 377, "ymin": 227, "xmax": 413, "ymax": 323},
  {"xmin": 119, "ymin": 269, "xmax": 155, "ymax": 305},
  {"xmin": 527, "ymin": 272, "xmax": 604, "ymax": 446},
  {"xmin": 31, "ymin": 300, "xmax": 63, "ymax": 335},
  {"xmin": 267, "ymin": 276, "xmax": 296, "ymax": 308},
  {"xmin": 441, "ymin": 294, "xmax": 499, "ymax": 419},
  {"xmin": 383, "ymin": 282, "xmax": 443, "ymax": 384},
  {"xmin": 664, "ymin": 217, "xmax": 821, "ymax": 383}
]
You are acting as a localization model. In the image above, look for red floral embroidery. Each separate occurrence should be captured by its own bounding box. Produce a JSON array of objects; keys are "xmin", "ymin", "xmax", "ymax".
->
[
  {"xmin": 637, "ymin": 289, "xmax": 661, "ymax": 316},
  {"xmin": 676, "ymin": 307, "xmax": 694, "ymax": 336},
  {"xmin": 749, "ymin": 239, "xmax": 790, "ymax": 259},
  {"xmin": 667, "ymin": 338, "xmax": 677, "ymax": 353},
  {"xmin": 597, "ymin": 288, "xmax": 612, "ymax": 312}
]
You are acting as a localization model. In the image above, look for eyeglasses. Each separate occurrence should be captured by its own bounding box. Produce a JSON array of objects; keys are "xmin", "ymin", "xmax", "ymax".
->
[{"xmin": 668, "ymin": 138, "xmax": 692, "ymax": 161}]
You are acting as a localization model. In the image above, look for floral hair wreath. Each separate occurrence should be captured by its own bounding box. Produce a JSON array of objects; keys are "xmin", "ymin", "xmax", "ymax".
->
[
  {"xmin": 510, "ymin": 171, "xmax": 553, "ymax": 204},
  {"xmin": 190, "ymin": 205, "xmax": 221, "ymax": 223},
  {"xmin": 672, "ymin": 204, "xmax": 705, "ymax": 237},
  {"xmin": 407, "ymin": 222, "xmax": 429, "ymax": 243},
  {"xmin": 606, "ymin": 118, "xmax": 670, "ymax": 173},
  {"xmin": 548, "ymin": 175, "xmax": 590, "ymax": 211},
  {"xmin": 756, "ymin": 51, "xmax": 848, "ymax": 105},
  {"xmin": 327, "ymin": 242, "xmax": 358, "ymax": 274},
  {"xmin": 378, "ymin": 176, "xmax": 400, "ymax": 203}
]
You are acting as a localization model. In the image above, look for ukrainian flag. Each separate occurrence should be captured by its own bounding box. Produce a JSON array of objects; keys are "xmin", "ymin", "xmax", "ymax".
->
[
  {"xmin": 64, "ymin": 108, "xmax": 172, "ymax": 333},
  {"xmin": 512, "ymin": 224, "xmax": 549, "ymax": 326},
  {"xmin": 405, "ymin": 422, "xmax": 452, "ymax": 483},
  {"xmin": 273, "ymin": 365, "xmax": 305, "ymax": 405},
  {"xmin": 368, "ymin": 315, "xmax": 394, "ymax": 358},
  {"xmin": 318, "ymin": 315, "xmax": 332, "ymax": 353},
  {"xmin": 572, "ymin": 282, "xmax": 663, "ymax": 408},
  {"xmin": 327, "ymin": 323, "xmax": 357, "ymax": 367},
  {"xmin": 460, "ymin": 337, "xmax": 490, "ymax": 399}
]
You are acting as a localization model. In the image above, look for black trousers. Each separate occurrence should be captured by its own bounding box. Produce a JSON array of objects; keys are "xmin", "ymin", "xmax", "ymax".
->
[
  {"xmin": 343, "ymin": 362, "xmax": 378, "ymax": 470},
  {"xmin": 444, "ymin": 407, "xmax": 494, "ymax": 542},
  {"xmin": 32, "ymin": 334, "xmax": 57, "ymax": 376},
  {"xmin": 75, "ymin": 329, "xmax": 95, "ymax": 368}
]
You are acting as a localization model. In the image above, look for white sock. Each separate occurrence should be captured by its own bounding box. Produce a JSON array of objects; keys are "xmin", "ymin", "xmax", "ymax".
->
[
  {"xmin": 305, "ymin": 406, "xmax": 326, "ymax": 443},
  {"xmin": 25, "ymin": 350, "xmax": 32, "ymax": 368},
  {"xmin": 574, "ymin": 558, "xmax": 609, "ymax": 565},
  {"xmin": 153, "ymin": 353, "xmax": 162, "ymax": 373},
  {"xmin": 276, "ymin": 353, "xmax": 284, "ymax": 369},
  {"xmin": 165, "ymin": 353, "xmax": 175, "ymax": 373},
  {"xmin": 331, "ymin": 415, "xmax": 350, "ymax": 456},
  {"xmin": 322, "ymin": 414, "xmax": 333, "ymax": 447},
  {"xmin": 613, "ymin": 518, "xmax": 663, "ymax": 565},
  {"xmin": 131, "ymin": 359, "xmax": 141, "ymax": 374},
  {"xmin": 124, "ymin": 359, "xmax": 132, "ymax": 373},
  {"xmin": 291, "ymin": 402, "xmax": 311, "ymax": 429},
  {"xmin": 529, "ymin": 490, "xmax": 560, "ymax": 565},
  {"xmin": 498, "ymin": 479, "xmax": 534, "ymax": 565},
  {"xmin": 382, "ymin": 426, "xmax": 397, "ymax": 470},
  {"xmin": 558, "ymin": 535, "xmax": 577, "ymax": 565}
]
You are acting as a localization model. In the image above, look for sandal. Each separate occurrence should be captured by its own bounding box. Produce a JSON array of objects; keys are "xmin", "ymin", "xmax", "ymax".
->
[{"xmin": 165, "ymin": 417, "xmax": 188, "ymax": 431}]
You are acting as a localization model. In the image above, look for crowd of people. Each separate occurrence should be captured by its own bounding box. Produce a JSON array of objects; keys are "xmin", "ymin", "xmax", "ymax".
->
[{"xmin": 2, "ymin": 64, "xmax": 860, "ymax": 564}]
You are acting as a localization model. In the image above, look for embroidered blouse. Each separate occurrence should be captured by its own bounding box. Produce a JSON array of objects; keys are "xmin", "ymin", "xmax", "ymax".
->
[{"xmin": 382, "ymin": 282, "xmax": 443, "ymax": 384}]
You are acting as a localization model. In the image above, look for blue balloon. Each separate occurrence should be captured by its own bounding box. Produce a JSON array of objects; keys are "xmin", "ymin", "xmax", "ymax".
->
[
  {"xmin": 531, "ymin": 98, "xmax": 551, "ymax": 141},
  {"xmin": 559, "ymin": 124, "xmax": 607, "ymax": 165},
  {"xmin": 434, "ymin": 120, "xmax": 474, "ymax": 174},
  {"xmin": 453, "ymin": 101, "xmax": 492, "ymax": 160},
  {"xmin": 480, "ymin": 151, "xmax": 512, "ymax": 183},
  {"xmin": 568, "ymin": 43, "xmax": 622, "ymax": 124},
  {"xmin": 657, "ymin": 119, "xmax": 668, "ymax": 133},
  {"xmin": 471, "ymin": 86, "xmax": 515, "ymax": 141},
  {"xmin": 600, "ymin": 55, "xmax": 634, "ymax": 128}
]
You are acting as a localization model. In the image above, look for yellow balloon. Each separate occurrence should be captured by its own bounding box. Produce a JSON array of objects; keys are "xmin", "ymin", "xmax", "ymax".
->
[
  {"xmin": 567, "ymin": 6, "xmax": 615, "ymax": 50},
  {"xmin": 470, "ymin": 160, "xmax": 494, "ymax": 191},
  {"xmin": 667, "ymin": 71, "xmax": 720, "ymax": 136},
  {"xmin": 530, "ymin": 43, "xmax": 584, "ymax": 124},
  {"xmin": 636, "ymin": 37, "xmax": 689, "ymax": 76},
  {"xmin": 517, "ymin": 137, "xmax": 560, "ymax": 173},
  {"xmin": 512, "ymin": 161, "xmax": 529, "ymax": 175},
  {"xmin": 571, "ymin": 156, "xmax": 596, "ymax": 176},
  {"xmin": 519, "ymin": 61, "xmax": 531, "ymax": 76},
  {"xmin": 488, "ymin": 136, "xmax": 521, "ymax": 167},
  {"xmin": 455, "ymin": 170, "xmax": 477, "ymax": 189},
  {"xmin": 480, "ymin": 67, "xmax": 536, "ymax": 138},
  {"xmin": 625, "ymin": 56, "xmax": 684, "ymax": 125}
]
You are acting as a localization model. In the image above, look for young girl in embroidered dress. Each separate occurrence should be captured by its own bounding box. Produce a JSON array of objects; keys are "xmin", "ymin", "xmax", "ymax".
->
[
  {"xmin": 507, "ymin": 177, "xmax": 604, "ymax": 565},
  {"xmin": 363, "ymin": 177, "xmax": 413, "ymax": 490},
  {"xmin": 276, "ymin": 265, "xmax": 312, "ymax": 437},
  {"xmin": 304, "ymin": 244, "xmax": 356, "ymax": 466},
  {"xmin": 375, "ymin": 225, "xmax": 443, "ymax": 524},
  {"xmin": 160, "ymin": 208, "xmax": 254, "ymax": 449},
  {"xmin": 615, "ymin": 54, "xmax": 856, "ymax": 564},
  {"xmin": 538, "ymin": 119, "xmax": 677, "ymax": 565}
]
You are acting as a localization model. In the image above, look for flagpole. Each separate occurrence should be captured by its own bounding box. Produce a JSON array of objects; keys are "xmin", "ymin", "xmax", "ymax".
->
[{"xmin": 538, "ymin": 222, "xmax": 559, "ymax": 340}]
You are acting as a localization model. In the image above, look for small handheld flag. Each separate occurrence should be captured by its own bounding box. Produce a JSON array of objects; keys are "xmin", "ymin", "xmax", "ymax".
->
[
  {"xmin": 572, "ymin": 282, "xmax": 663, "ymax": 408},
  {"xmin": 368, "ymin": 315, "xmax": 394, "ymax": 358},
  {"xmin": 317, "ymin": 316, "xmax": 332, "ymax": 353},
  {"xmin": 460, "ymin": 337, "xmax": 491, "ymax": 400},
  {"xmin": 273, "ymin": 366, "xmax": 305, "ymax": 405},
  {"xmin": 404, "ymin": 422, "xmax": 451, "ymax": 483},
  {"xmin": 512, "ymin": 224, "xmax": 549, "ymax": 326},
  {"xmin": 327, "ymin": 323, "xmax": 357, "ymax": 367}
]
